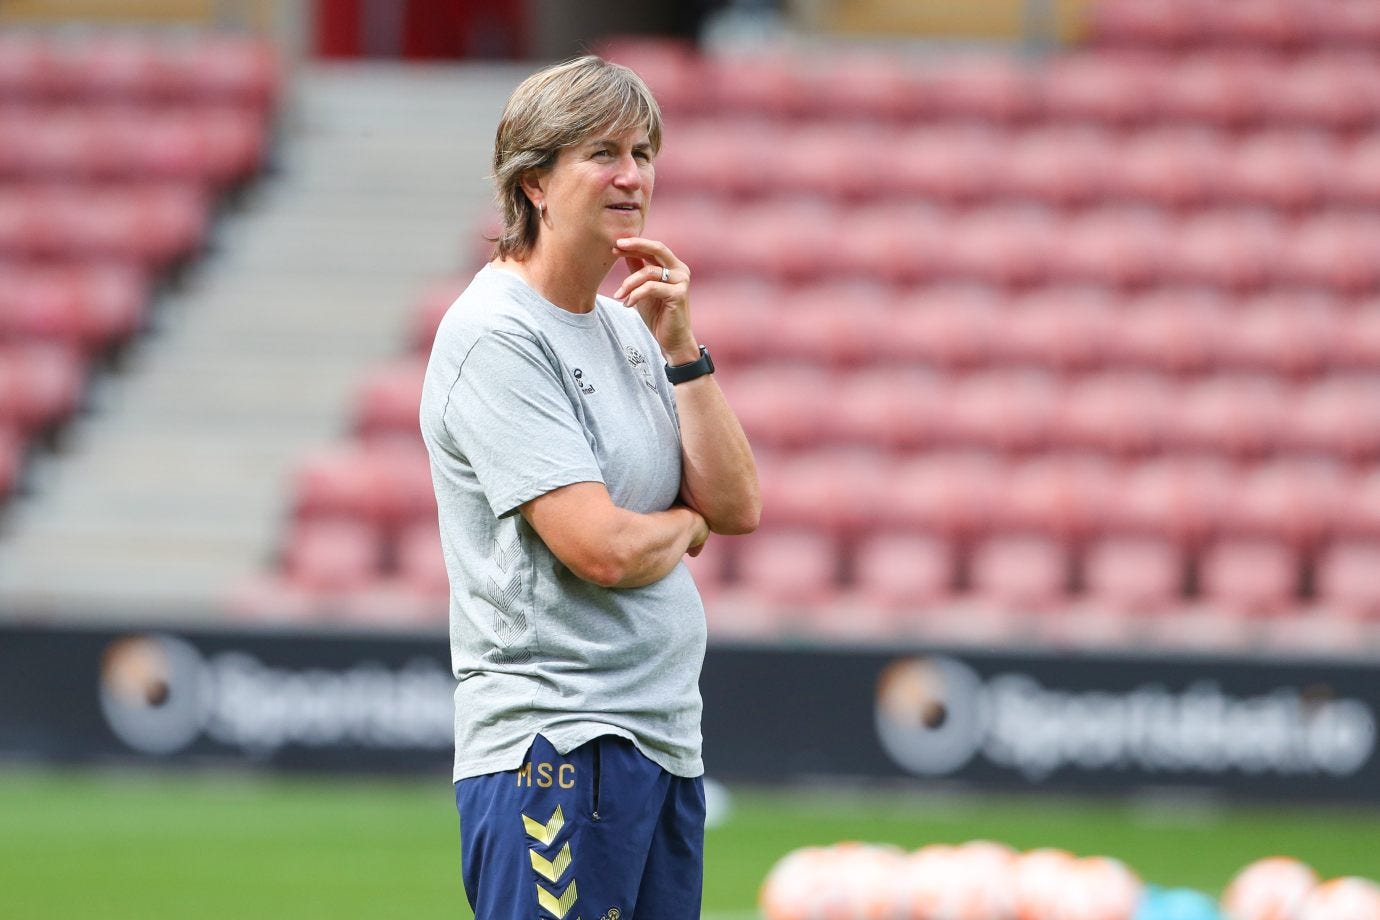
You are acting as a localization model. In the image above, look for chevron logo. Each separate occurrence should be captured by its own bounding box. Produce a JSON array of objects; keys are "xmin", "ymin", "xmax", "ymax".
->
[
  {"xmin": 529, "ymin": 841, "xmax": 573, "ymax": 884},
  {"xmin": 536, "ymin": 879, "xmax": 579, "ymax": 919},
  {"xmin": 522, "ymin": 805, "xmax": 565, "ymax": 846}
]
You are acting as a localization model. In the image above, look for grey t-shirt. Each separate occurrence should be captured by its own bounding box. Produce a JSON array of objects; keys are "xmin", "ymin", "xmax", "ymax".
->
[{"xmin": 420, "ymin": 264, "xmax": 706, "ymax": 781}]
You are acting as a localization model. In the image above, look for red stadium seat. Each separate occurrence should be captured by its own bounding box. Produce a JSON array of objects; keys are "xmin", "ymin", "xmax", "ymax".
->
[
  {"xmin": 1334, "ymin": 132, "xmax": 1380, "ymax": 208},
  {"xmin": 368, "ymin": 441, "xmax": 436, "ymax": 530},
  {"xmin": 1082, "ymin": 533, "xmax": 1185, "ymax": 614},
  {"xmin": 850, "ymin": 531, "xmax": 955, "ymax": 612},
  {"xmin": 755, "ymin": 280, "xmax": 892, "ymax": 368},
  {"xmin": 944, "ymin": 369, "xmax": 1059, "ymax": 454},
  {"xmin": 167, "ymin": 35, "xmax": 279, "ymax": 110},
  {"xmin": 705, "ymin": 52, "xmax": 808, "ymax": 118},
  {"xmin": 1048, "ymin": 207, "xmax": 1172, "ymax": 289},
  {"xmin": 1201, "ymin": 0, "xmax": 1311, "ymax": 51},
  {"xmin": 72, "ymin": 262, "xmax": 150, "ymax": 352},
  {"xmin": 1311, "ymin": 2, "xmax": 1380, "ymax": 51},
  {"xmin": 1198, "ymin": 536, "xmax": 1299, "ymax": 616},
  {"xmin": 892, "ymin": 125, "xmax": 1004, "ymax": 204},
  {"xmin": 0, "ymin": 343, "xmax": 86, "ymax": 434},
  {"xmin": 1114, "ymin": 127, "xmax": 1231, "ymax": 209},
  {"xmin": 290, "ymin": 445, "xmax": 383, "ymax": 525},
  {"xmin": 922, "ymin": 55, "xmax": 1036, "ymax": 123},
  {"xmin": 1216, "ymin": 290, "xmax": 1342, "ymax": 378},
  {"xmin": 1089, "ymin": 0, "xmax": 1203, "ymax": 50},
  {"xmin": 807, "ymin": 53, "xmax": 926, "ymax": 123},
  {"xmin": 1283, "ymin": 376, "xmax": 1380, "ymax": 463},
  {"xmin": 1038, "ymin": 53, "xmax": 1161, "ymax": 126},
  {"xmin": 649, "ymin": 120, "xmax": 781, "ymax": 201},
  {"xmin": 282, "ymin": 517, "xmax": 383, "ymax": 594},
  {"xmin": 1052, "ymin": 372, "xmax": 1176, "ymax": 457},
  {"xmin": 968, "ymin": 532, "xmax": 1072, "ymax": 613},
  {"xmin": 1333, "ymin": 298, "xmax": 1380, "ymax": 370},
  {"xmin": 994, "ymin": 452, "xmax": 1122, "ymax": 540},
  {"xmin": 1219, "ymin": 130, "xmax": 1341, "ymax": 212},
  {"xmin": 0, "ymin": 33, "xmax": 59, "ymax": 100},
  {"xmin": 677, "ymin": 277, "xmax": 781, "ymax": 366},
  {"xmin": 1160, "ymin": 209, "xmax": 1287, "ymax": 292},
  {"xmin": 882, "ymin": 285, "xmax": 1004, "ymax": 369},
  {"xmin": 1108, "ymin": 287, "xmax": 1234, "ymax": 375},
  {"xmin": 1315, "ymin": 539, "xmax": 1380, "ymax": 618},
  {"xmin": 998, "ymin": 127, "xmax": 1116, "ymax": 207},
  {"xmin": 1170, "ymin": 373, "xmax": 1290, "ymax": 459},
  {"xmin": 1281, "ymin": 213, "xmax": 1380, "ymax": 294},
  {"xmin": 407, "ymin": 274, "xmax": 466, "ymax": 353},
  {"xmin": 995, "ymin": 286, "xmax": 1116, "ymax": 373},
  {"xmin": 819, "ymin": 368, "xmax": 943, "ymax": 452},
  {"xmin": 354, "ymin": 359, "xmax": 426, "ymax": 445},
  {"xmin": 728, "ymin": 200, "xmax": 838, "ymax": 283},
  {"xmin": 757, "ymin": 448, "xmax": 890, "ymax": 535},
  {"xmin": 732, "ymin": 526, "xmax": 841, "ymax": 610},
  {"xmin": 767, "ymin": 124, "xmax": 895, "ymax": 202},
  {"xmin": 1103, "ymin": 455, "xmax": 1236, "ymax": 547},
  {"xmin": 720, "ymin": 363, "xmax": 834, "ymax": 450},
  {"xmin": 1268, "ymin": 54, "xmax": 1380, "ymax": 132},
  {"xmin": 395, "ymin": 518, "xmax": 449, "ymax": 600},
  {"xmin": 822, "ymin": 203, "xmax": 952, "ymax": 285},
  {"xmin": 1216, "ymin": 457, "xmax": 1349, "ymax": 548},
  {"xmin": 1154, "ymin": 53, "xmax": 1273, "ymax": 127},
  {"xmin": 945, "ymin": 206, "xmax": 1058, "ymax": 288},
  {"xmin": 1334, "ymin": 469, "xmax": 1380, "ymax": 538},
  {"xmin": 877, "ymin": 451, "xmax": 1006, "ymax": 539}
]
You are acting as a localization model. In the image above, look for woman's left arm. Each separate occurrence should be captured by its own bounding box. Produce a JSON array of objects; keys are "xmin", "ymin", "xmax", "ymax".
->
[{"xmin": 615, "ymin": 237, "xmax": 762, "ymax": 535}]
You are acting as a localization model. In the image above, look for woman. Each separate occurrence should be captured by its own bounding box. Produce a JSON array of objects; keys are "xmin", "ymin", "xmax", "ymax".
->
[{"xmin": 419, "ymin": 55, "xmax": 760, "ymax": 920}]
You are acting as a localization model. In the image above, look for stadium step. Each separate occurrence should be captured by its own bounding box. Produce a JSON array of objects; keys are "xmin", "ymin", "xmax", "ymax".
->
[{"xmin": 0, "ymin": 63, "xmax": 526, "ymax": 621}]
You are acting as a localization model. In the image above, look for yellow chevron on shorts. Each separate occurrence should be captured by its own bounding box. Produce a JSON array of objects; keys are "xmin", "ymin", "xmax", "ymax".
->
[
  {"xmin": 529, "ymin": 841, "xmax": 573, "ymax": 884},
  {"xmin": 536, "ymin": 878, "xmax": 578, "ymax": 918},
  {"xmin": 522, "ymin": 804, "xmax": 565, "ymax": 846}
]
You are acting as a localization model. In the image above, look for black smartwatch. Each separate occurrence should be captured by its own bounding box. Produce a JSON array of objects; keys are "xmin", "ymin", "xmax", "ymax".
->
[{"xmin": 665, "ymin": 345, "xmax": 715, "ymax": 385}]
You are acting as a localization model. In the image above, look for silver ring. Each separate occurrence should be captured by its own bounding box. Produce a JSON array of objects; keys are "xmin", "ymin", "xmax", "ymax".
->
[{"xmin": 660, "ymin": 267, "xmax": 670, "ymax": 283}]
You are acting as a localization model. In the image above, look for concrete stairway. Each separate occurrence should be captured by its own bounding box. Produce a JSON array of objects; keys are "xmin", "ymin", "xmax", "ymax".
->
[{"xmin": 0, "ymin": 62, "xmax": 527, "ymax": 623}]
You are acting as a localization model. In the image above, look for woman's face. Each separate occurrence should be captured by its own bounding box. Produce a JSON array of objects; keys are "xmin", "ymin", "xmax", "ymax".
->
[{"xmin": 536, "ymin": 125, "xmax": 655, "ymax": 254}]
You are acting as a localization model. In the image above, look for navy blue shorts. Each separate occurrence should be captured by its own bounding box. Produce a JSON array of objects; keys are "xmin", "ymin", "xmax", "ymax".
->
[{"xmin": 454, "ymin": 733, "xmax": 705, "ymax": 920}]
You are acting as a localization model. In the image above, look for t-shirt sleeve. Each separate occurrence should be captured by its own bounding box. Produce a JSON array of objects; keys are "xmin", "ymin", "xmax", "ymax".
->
[{"xmin": 444, "ymin": 329, "xmax": 604, "ymax": 519}]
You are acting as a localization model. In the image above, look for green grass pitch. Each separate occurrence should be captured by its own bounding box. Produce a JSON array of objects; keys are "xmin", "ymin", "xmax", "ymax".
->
[{"xmin": 3, "ymin": 767, "xmax": 1378, "ymax": 919}]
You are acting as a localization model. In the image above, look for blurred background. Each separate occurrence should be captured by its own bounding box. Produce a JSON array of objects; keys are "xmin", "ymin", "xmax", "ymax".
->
[{"xmin": 3, "ymin": 1, "xmax": 1380, "ymax": 918}]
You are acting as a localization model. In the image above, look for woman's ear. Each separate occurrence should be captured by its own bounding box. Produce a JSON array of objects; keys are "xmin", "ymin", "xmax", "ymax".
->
[{"xmin": 520, "ymin": 170, "xmax": 545, "ymax": 214}]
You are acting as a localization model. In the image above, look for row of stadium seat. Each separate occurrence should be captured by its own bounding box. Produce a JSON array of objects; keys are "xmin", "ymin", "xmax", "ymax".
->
[
  {"xmin": 0, "ymin": 182, "xmax": 211, "ymax": 267},
  {"xmin": 0, "ymin": 106, "xmax": 269, "ymax": 183},
  {"xmin": 0, "ymin": 34, "xmax": 277, "ymax": 508},
  {"xmin": 0, "ymin": 32, "xmax": 278, "ymax": 109},
  {"xmin": 233, "ymin": 509, "xmax": 1380, "ymax": 652},
  {"xmin": 346, "ymin": 357, "xmax": 1380, "ymax": 463},
  {"xmin": 1091, "ymin": 0, "xmax": 1380, "ymax": 52},
  {"xmin": 696, "ymin": 527, "xmax": 1380, "ymax": 623},
  {"xmin": 0, "ymin": 261, "xmax": 150, "ymax": 353},
  {"xmin": 608, "ymin": 43, "xmax": 1380, "ymax": 127},
  {"xmin": 410, "ymin": 275, "xmax": 1380, "ymax": 377},
  {"xmin": 645, "ymin": 200, "xmax": 1380, "ymax": 292},
  {"xmin": 654, "ymin": 122, "xmax": 1380, "ymax": 210}
]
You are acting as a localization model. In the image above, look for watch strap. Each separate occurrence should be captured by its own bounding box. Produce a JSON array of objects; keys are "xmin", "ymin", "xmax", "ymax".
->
[{"xmin": 665, "ymin": 345, "xmax": 714, "ymax": 385}]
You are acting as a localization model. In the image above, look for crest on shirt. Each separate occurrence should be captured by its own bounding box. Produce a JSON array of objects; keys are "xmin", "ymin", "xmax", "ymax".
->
[
  {"xmin": 623, "ymin": 345, "xmax": 657, "ymax": 391},
  {"xmin": 571, "ymin": 367, "xmax": 595, "ymax": 394}
]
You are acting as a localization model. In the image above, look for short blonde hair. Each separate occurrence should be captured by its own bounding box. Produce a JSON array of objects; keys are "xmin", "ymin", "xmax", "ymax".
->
[{"xmin": 491, "ymin": 55, "xmax": 663, "ymax": 260}]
